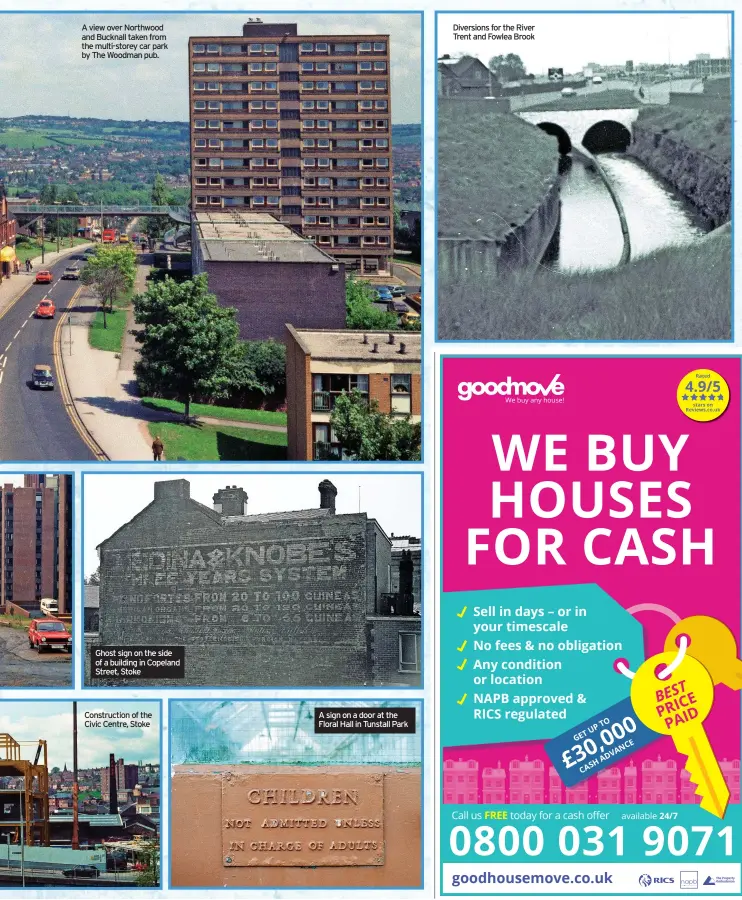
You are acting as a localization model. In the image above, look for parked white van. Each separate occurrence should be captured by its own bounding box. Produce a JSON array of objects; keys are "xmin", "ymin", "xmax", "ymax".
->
[{"xmin": 40, "ymin": 598, "xmax": 58, "ymax": 616}]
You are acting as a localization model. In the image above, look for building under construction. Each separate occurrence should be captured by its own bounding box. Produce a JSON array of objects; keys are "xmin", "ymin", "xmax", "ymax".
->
[{"xmin": 0, "ymin": 733, "xmax": 49, "ymax": 847}]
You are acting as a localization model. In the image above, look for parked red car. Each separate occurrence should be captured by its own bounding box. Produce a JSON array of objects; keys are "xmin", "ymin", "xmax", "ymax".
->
[
  {"xmin": 28, "ymin": 618, "xmax": 71, "ymax": 653},
  {"xmin": 35, "ymin": 270, "xmax": 53, "ymax": 284}
]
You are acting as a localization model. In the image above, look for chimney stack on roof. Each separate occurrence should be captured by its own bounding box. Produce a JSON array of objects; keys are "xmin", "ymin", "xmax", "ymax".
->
[
  {"xmin": 318, "ymin": 479, "xmax": 337, "ymax": 514},
  {"xmin": 213, "ymin": 485, "xmax": 249, "ymax": 516}
]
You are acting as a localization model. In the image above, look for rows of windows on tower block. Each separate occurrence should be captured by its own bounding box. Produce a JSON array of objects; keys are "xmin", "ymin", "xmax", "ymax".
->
[{"xmin": 189, "ymin": 28, "xmax": 393, "ymax": 276}]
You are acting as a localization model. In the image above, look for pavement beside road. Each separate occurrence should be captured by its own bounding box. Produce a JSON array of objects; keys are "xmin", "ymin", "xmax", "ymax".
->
[
  {"xmin": 59, "ymin": 277, "xmax": 157, "ymax": 461},
  {"xmin": 0, "ymin": 242, "xmax": 88, "ymax": 320}
]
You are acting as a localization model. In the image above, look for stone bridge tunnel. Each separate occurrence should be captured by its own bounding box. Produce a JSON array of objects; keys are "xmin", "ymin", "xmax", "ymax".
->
[{"xmin": 517, "ymin": 106, "xmax": 640, "ymax": 155}]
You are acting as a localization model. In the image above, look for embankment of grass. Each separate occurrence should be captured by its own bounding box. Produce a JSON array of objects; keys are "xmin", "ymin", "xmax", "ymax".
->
[
  {"xmin": 633, "ymin": 104, "xmax": 730, "ymax": 166},
  {"xmin": 141, "ymin": 397, "xmax": 286, "ymax": 427},
  {"xmin": 88, "ymin": 287, "xmax": 133, "ymax": 353},
  {"xmin": 147, "ymin": 422, "xmax": 287, "ymax": 461},
  {"xmin": 438, "ymin": 229, "xmax": 731, "ymax": 341},
  {"xmin": 438, "ymin": 104, "xmax": 558, "ymax": 242},
  {"xmin": 0, "ymin": 614, "xmax": 32, "ymax": 631},
  {"xmin": 526, "ymin": 90, "xmax": 641, "ymax": 112}
]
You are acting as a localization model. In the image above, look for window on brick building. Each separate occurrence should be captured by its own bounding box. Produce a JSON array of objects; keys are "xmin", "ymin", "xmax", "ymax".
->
[
  {"xmin": 391, "ymin": 374, "xmax": 412, "ymax": 415},
  {"xmin": 399, "ymin": 632, "xmax": 420, "ymax": 673}
]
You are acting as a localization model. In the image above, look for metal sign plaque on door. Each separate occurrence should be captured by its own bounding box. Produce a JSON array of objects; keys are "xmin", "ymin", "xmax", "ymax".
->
[{"xmin": 221, "ymin": 772, "xmax": 385, "ymax": 867}]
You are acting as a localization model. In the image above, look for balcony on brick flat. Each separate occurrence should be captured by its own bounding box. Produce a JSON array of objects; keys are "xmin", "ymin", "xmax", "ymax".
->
[
  {"xmin": 313, "ymin": 441, "xmax": 344, "ymax": 461},
  {"xmin": 312, "ymin": 390, "xmax": 369, "ymax": 413}
]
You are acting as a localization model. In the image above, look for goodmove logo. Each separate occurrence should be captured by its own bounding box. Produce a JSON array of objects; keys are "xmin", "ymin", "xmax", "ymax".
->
[
  {"xmin": 457, "ymin": 374, "xmax": 565, "ymax": 401},
  {"xmin": 638, "ymin": 875, "xmax": 653, "ymax": 889}
]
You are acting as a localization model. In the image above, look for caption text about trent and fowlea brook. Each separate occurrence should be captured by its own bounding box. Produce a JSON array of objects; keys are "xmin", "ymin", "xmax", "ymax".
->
[{"xmin": 451, "ymin": 23, "xmax": 537, "ymax": 42}]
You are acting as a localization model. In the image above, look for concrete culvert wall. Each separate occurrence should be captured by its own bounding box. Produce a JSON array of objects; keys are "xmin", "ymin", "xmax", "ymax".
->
[
  {"xmin": 537, "ymin": 122, "xmax": 572, "ymax": 155},
  {"xmin": 582, "ymin": 120, "xmax": 632, "ymax": 153}
]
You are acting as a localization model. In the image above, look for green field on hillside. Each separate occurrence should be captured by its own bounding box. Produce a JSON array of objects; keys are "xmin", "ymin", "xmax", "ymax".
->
[{"xmin": 0, "ymin": 127, "xmax": 105, "ymax": 148}]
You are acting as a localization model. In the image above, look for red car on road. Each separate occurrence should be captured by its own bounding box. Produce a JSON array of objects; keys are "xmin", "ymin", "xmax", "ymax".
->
[
  {"xmin": 35, "ymin": 270, "xmax": 53, "ymax": 284},
  {"xmin": 28, "ymin": 618, "xmax": 71, "ymax": 653},
  {"xmin": 35, "ymin": 297, "xmax": 56, "ymax": 319}
]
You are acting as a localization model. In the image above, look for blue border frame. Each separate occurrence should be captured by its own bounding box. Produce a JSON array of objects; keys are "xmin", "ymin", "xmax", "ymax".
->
[
  {"xmin": 166, "ymin": 696, "xmax": 424, "ymax": 891},
  {"xmin": 433, "ymin": 9, "xmax": 735, "ymax": 344},
  {"xmin": 437, "ymin": 352, "xmax": 742, "ymax": 896},
  {"xmin": 0, "ymin": 8, "xmax": 426, "ymax": 466},
  {"xmin": 79, "ymin": 468, "xmax": 425, "ymax": 691},
  {"xmin": 0, "ymin": 697, "xmax": 163, "ymax": 891}
]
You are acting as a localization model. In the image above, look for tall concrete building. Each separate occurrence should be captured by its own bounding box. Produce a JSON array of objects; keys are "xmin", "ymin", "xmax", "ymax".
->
[
  {"xmin": 0, "ymin": 475, "xmax": 72, "ymax": 614},
  {"xmin": 189, "ymin": 21, "xmax": 394, "ymax": 276},
  {"xmin": 101, "ymin": 758, "xmax": 140, "ymax": 797}
]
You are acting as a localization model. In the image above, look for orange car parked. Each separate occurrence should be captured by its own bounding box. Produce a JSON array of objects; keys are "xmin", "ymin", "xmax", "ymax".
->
[{"xmin": 35, "ymin": 297, "xmax": 56, "ymax": 319}]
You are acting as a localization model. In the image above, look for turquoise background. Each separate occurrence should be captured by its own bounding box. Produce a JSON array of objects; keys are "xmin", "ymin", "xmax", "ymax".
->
[
  {"xmin": 441, "ymin": 584, "xmax": 645, "ymax": 747},
  {"xmin": 441, "ymin": 804, "xmax": 741, "ymax": 864}
]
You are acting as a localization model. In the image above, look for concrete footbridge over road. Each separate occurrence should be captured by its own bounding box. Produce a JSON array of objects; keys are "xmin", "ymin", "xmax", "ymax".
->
[
  {"xmin": 8, "ymin": 204, "xmax": 191, "ymax": 224},
  {"xmin": 516, "ymin": 107, "xmax": 640, "ymax": 155}
]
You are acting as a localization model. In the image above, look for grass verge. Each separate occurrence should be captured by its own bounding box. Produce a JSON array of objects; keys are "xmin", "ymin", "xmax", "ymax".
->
[
  {"xmin": 147, "ymin": 422, "xmax": 287, "ymax": 461},
  {"xmin": 14, "ymin": 237, "xmax": 87, "ymax": 264},
  {"xmin": 88, "ymin": 287, "xmax": 133, "ymax": 353},
  {"xmin": 438, "ymin": 229, "xmax": 731, "ymax": 341},
  {"xmin": 0, "ymin": 614, "xmax": 31, "ymax": 631},
  {"xmin": 141, "ymin": 397, "xmax": 286, "ymax": 427},
  {"xmin": 526, "ymin": 90, "xmax": 640, "ymax": 112}
]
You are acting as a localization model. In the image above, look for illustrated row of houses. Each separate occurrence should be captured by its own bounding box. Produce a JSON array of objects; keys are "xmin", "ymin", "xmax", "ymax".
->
[{"xmin": 444, "ymin": 756, "xmax": 741, "ymax": 805}]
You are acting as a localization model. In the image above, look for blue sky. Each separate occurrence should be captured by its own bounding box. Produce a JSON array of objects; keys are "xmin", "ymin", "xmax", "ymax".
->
[
  {"xmin": 0, "ymin": 701, "xmax": 160, "ymax": 770},
  {"xmin": 0, "ymin": 13, "xmax": 421, "ymax": 123}
]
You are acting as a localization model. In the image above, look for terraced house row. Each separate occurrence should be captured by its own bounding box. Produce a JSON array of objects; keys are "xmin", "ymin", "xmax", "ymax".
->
[{"xmin": 189, "ymin": 20, "xmax": 394, "ymax": 275}]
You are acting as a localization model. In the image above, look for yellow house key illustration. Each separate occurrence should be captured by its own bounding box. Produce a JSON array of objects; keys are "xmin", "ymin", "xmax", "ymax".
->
[
  {"xmin": 631, "ymin": 651, "xmax": 729, "ymax": 819},
  {"xmin": 665, "ymin": 615, "xmax": 742, "ymax": 690}
]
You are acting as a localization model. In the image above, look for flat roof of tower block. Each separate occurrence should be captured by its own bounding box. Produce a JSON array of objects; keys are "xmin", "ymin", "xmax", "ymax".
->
[
  {"xmin": 287, "ymin": 325, "xmax": 421, "ymax": 363},
  {"xmin": 193, "ymin": 211, "xmax": 339, "ymax": 265}
]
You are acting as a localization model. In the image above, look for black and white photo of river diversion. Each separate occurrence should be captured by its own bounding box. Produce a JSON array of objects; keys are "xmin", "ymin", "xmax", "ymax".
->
[{"xmin": 437, "ymin": 12, "xmax": 732, "ymax": 341}]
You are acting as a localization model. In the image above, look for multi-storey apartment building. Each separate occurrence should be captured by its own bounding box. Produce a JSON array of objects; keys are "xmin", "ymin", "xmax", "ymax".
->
[
  {"xmin": 188, "ymin": 21, "xmax": 394, "ymax": 276},
  {"xmin": 0, "ymin": 474, "xmax": 72, "ymax": 613}
]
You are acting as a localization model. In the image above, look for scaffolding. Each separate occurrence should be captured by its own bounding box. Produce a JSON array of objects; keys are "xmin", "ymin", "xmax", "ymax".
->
[{"xmin": 0, "ymin": 734, "xmax": 49, "ymax": 847}]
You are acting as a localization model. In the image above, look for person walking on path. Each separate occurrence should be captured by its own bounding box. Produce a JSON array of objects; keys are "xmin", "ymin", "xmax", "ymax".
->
[
  {"xmin": 13, "ymin": 258, "xmax": 19, "ymax": 275},
  {"xmin": 152, "ymin": 436, "xmax": 164, "ymax": 461}
]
